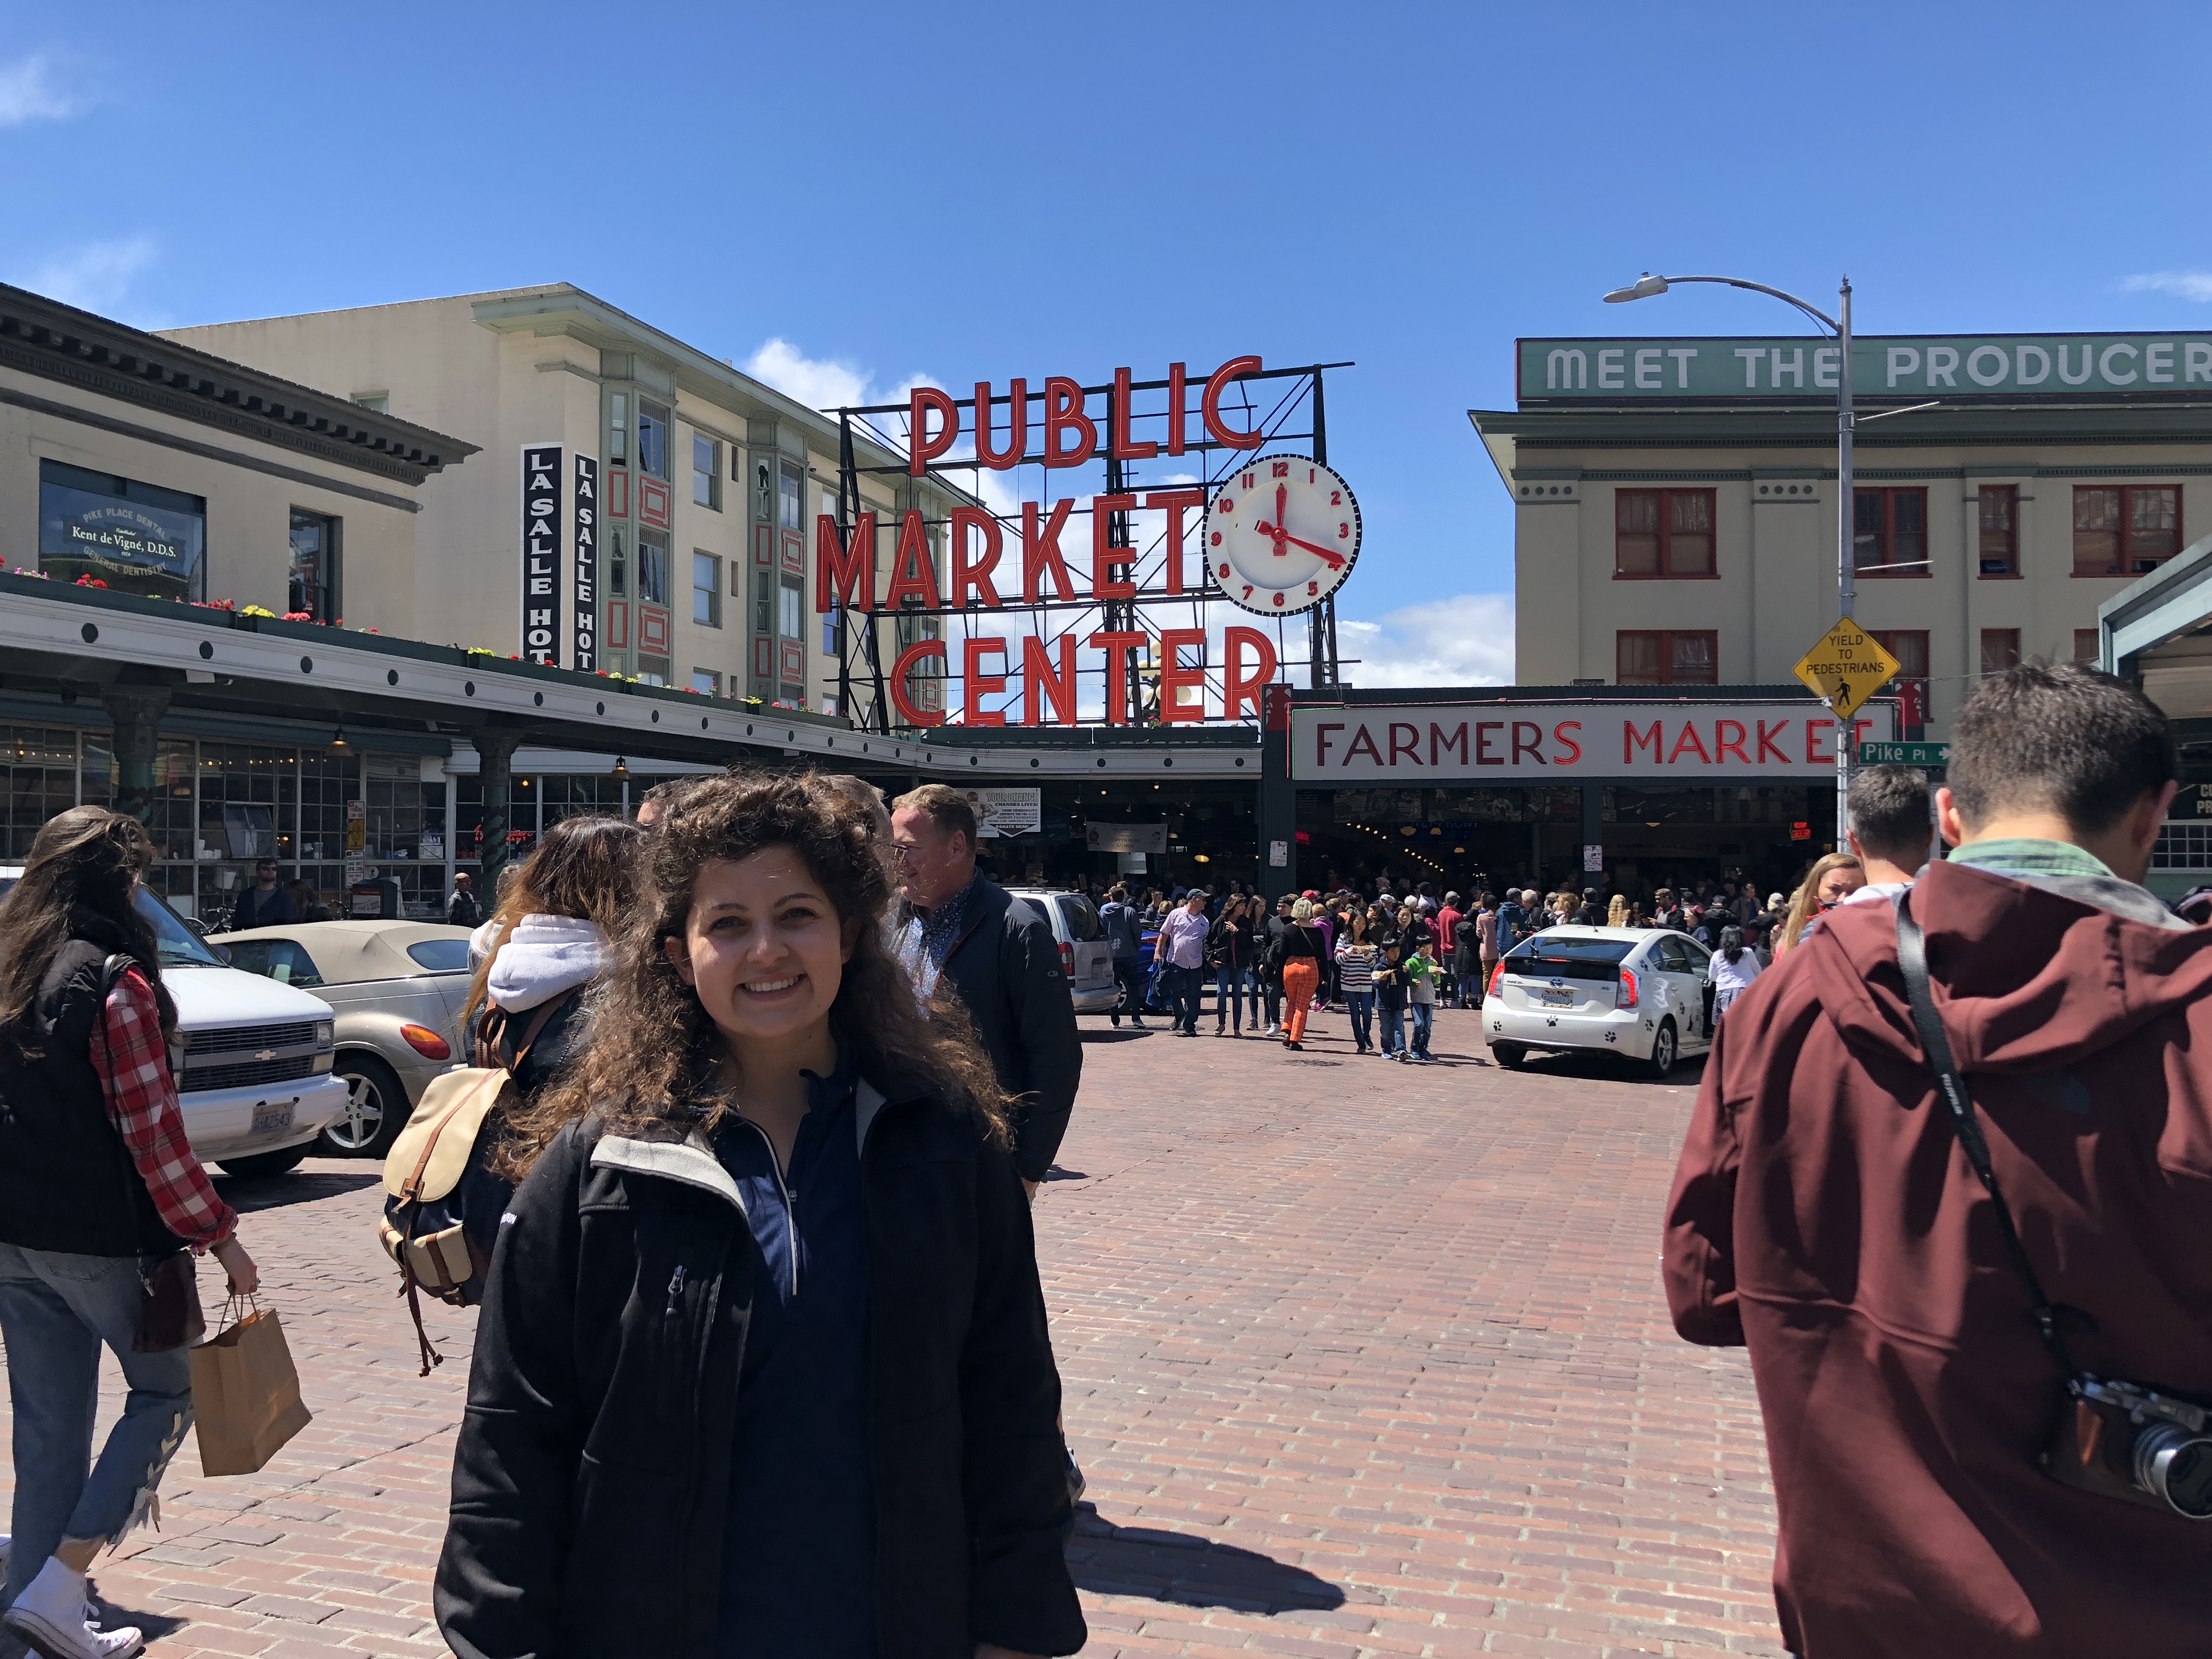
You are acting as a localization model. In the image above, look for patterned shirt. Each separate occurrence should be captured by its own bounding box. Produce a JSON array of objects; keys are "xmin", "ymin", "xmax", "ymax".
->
[
  {"xmin": 89, "ymin": 967, "xmax": 237, "ymax": 1250},
  {"xmin": 896, "ymin": 872, "xmax": 980, "ymax": 1003}
]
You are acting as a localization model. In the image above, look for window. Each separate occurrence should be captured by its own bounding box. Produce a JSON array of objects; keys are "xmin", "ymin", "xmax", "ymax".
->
[
  {"xmin": 637, "ymin": 530, "xmax": 668, "ymax": 605},
  {"xmin": 351, "ymin": 392, "xmax": 388, "ymax": 414},
  {"xmin": 1854, "ymin": 488, "xmax": 1929, "ymax": 575},
  {"xmin": 1614, "ymin": 489, "xmax": 1716, "ymax": 577},
  {"xmin": 219, "ymin": 938, "xmax": 324, "ymax": 989},
  {"xmin": 608, "ymin": 393, "xmax": 628, "ymax": 465},
  {"xmin": 287, "ymin": 509, "xmax": 340, "ymax": 622},
  {"xmin": 780, "ymin": 465, "xmax": 803, "ymax": 531},
  {"xmin": 692, "ymin": 551, "xmax": 721, "ymax": 627},
  {"xmin": 2153, "ymin": 821, "xmax": 2212, "ymax": 871},
  {"xmin": 692, "ymin": 436, "xmax": 720, "ymax": 510},
  {"xmin": 2074, "ymin": 628, "xmax": 2102, "ymax": 665},
  {"xmin": 38, "ymin": 460, "xmax": 206, "ymax": 601},
  {"xmin": 1978, "ymin": 485, "xmax": 2018, "ymax": 576},
  {"xmin": 1870, "ymin": 629, "xmax": 1929, "ymax": 730},
  {"xmin": 1980, "ymin": 629, "xmax": 2021, "ymax": 676},
  {"xmin": 691, "ymin": 669, "xmax": 721, "ymax": 697},
  {"xmin": 779, "ymin": 579, "xmax": 803, "ymax": 640},
  {"xmin": 2075, "ymin": 485, "xmax": 2180, "ymax": 575},
  {"xmin": 636, "ymin": 655, "xmax": 670, "ymax": 687},
  {"xmin": 823, "ymin": 610, "xmax": 839, "ymax": 656},
  {"xmin": 637, "ymin": 399, "xmax": 670, "ymax": 479},
  {"xmin": 609, "ymin": 528, "xmax": 628, "ymax": 597},
  {"xmin": 1616, "ymin": 630, "xmax": 1717, "ymax": 685}
]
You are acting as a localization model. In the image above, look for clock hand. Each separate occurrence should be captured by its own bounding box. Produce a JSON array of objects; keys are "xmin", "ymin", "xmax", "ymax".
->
[
  {"xmin": 1274, "ymin": 485, "xmax": 1288, "ymax": 555},
  {"xmin": 1278, "ymin": 533, "xmax": 1348, "ymax": 568}
]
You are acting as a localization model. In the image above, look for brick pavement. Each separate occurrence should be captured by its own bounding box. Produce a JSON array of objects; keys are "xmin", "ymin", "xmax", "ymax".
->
[{"xmin": 1, "ymin": 1000, "xmax": 1786, "ymax": 1657}]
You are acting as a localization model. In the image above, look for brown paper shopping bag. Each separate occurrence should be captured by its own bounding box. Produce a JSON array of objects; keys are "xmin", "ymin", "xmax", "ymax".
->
[{"xmin": 188, "ymin": 1296, "xmax": 313, "ymax": 1476}]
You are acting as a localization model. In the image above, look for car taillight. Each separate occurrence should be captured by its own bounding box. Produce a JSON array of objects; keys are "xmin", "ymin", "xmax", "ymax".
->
[
  {"xmin": 400, "ymin": 1024, "xmax": 451, "ymax": 1059},
  {"xmin": 1060, "ymin": 941, "xmax": 1075, "ymax": 978},
  {"xmin": 1616, "ymin": 968, "xmax": 1638, "ymax": 1011},
  {"xmin": 1487, "ymin": 960, "xmax": 1505, "ymax": 1000}
]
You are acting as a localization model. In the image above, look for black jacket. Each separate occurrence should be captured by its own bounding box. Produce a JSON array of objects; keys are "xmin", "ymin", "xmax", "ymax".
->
[
  {"xmin": 435, "ymin": 1076, "xmax": 1085, "ymax": 1658},
  {"xmin": 933, "ymin": 877, "xmax": 1081, "ymax": 1183},
  {"xmin": 228, "ymin": 883, "xmax": 295, "ymax": 930}
]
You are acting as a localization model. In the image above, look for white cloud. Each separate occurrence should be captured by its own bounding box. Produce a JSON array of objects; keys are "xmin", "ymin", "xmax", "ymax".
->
[
  {"xmin": 2120, "ymin": 270, "xmax": 2212, "ymax": 303},
  {"xmin": 742, "ymin": 337, "xmax": 938, "ymax": 413},
  {"xmin": 0, "ymin": 54, "xmax": 78, "ymax": 126},
  {"xmin": 1336, "ymin": 594, "xmax": 1515, "ymax": 688},
  {"xmin": 12, "ymin": 236, "xmax": 159, "ymax": 315}
]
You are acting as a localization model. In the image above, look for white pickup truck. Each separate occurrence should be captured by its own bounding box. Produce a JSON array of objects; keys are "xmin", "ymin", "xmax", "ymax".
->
[{"xmin": 0, "ymin": 870, "xmax": 348, "ymax": 1178}]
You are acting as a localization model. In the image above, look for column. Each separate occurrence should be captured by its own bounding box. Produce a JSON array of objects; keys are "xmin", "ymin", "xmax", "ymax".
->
[
  {"xmin": 474, "ymin": 726, "xmax": 522, "ymax": 894},
  {"xmin": 1257, "ymin": 686, "xmax": 1296, "ymax": 901},
  {"xmin": 99, "ymin": 684, "xmax": 171, "ymax": 825},
  {"xmin": 1581, "ymin": 782, "xmax": 1604, "ymax": 887}
]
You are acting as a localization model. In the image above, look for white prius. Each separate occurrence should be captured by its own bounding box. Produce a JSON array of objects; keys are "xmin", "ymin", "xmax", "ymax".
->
[{"xmin": 1480, "ymin": 926, "xmax": 1717, "ymax": 1079}]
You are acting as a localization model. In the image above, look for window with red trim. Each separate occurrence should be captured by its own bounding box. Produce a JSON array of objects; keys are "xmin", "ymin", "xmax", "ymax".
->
[
  {"xmin": 1854, "ymin": 488, "xmax": 1929, "ymax": 576},
  {"xmin": 1978, "ymin": 485, "xmax": 2018, "ymax": 577},
  {"xmin": 1870, "ymin": 630, "xmax": 1929, "ymax": 734},
  {"xmin": 1980, "ymin": 629, "xmax": 2021, "ymax": 677},
  {"xmin": 2074, "ymin": 485, "xmax": 2179, "ymax": 575},
  {"xmin": 2074, "ymin": 628, "xmax": 2102, "ymax": 664},
  {"xmin": 1614, "ymin": 489, "xmax": 1716, "ymax": 578},
  {"xmin": 1616, "ymin": 630, "xmax": 1717, "ymax": 686}
]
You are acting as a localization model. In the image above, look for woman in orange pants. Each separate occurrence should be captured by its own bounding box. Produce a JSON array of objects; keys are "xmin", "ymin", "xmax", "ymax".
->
[{"xmin": 1278, "ymin": 898, "xmax": 1327, "ymax": 1050}]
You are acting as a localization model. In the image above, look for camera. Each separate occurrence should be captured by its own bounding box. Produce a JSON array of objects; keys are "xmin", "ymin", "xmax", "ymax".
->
[{"xmin": 2043, "ymin": 1376, "xmax": 2212, "ymax": 1520}]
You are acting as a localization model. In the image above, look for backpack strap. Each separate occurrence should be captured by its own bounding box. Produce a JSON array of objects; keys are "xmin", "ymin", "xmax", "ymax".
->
[{"xmin": 472, "ymin": 991, "xmax": 571, "ymax": 1077}]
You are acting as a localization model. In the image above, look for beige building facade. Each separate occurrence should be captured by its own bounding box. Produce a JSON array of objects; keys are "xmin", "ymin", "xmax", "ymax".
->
[
  {"xmin": 168, "ymin": 285, "xmax": 955, "ymax": 715},
  {"xmin": 1472, "ymin": 331, "xmax": 2212, "ymax": 736}
]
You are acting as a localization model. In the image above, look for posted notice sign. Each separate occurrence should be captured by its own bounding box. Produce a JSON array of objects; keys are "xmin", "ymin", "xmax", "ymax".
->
[{"xmin": 1289, "ymin": 699, "xmax": 1894, "ymax": 782}]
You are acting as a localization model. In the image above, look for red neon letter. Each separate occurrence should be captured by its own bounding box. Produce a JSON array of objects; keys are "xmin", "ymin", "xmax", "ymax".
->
[
  {"xmin": 1224, "ymin": 625, "xmax": 1276, "ymax": 722},
  {"xmin": 1807, "ymin": 718, "xmax": 1835, "ymax": 764},
  {"xmin": 1022, "ymin": 634, "xmax": 1076, "ymax": 726},
  {"xmin": 1553, "ymin": 721, "xmax": 1583, "ymax": 764},
  {"xmin": 1431, "ymin": 722, "xmax": 1470, "ymax": 767},
  {"xmin": 1201, "ymin": 354, "xmax": 1265, "ymax": 450},
  {"xmin": 889, "ymin": 640, "xmax": 946, "ymax": 727},
  {"xmin": 1158, "ymin": 627, "xmax": 1206, "ymax": 723},
  {"xmin": 814, "ymin": 512, "xmax": 874, "ymax": 612},
  {"xmin": 973, "ymin": 380, "xmax": 1026, "ymax": 470},
  {"xmin": 1626, "ymin": 720, "xmax": 1664, "ymax": 763},
  {"xmin": 962, "ymin": 636, "xmax": 1007, "ymax": 727},
  {"xmin": 1087, "ymin": 630, "xmax": 1147, "ymax": 725},
  {"xmin": 883, "ymin": 510, "xmax": 943, "ymax": 609},
  {"xmin": 1715, "ymin": 719, "xmax": 1749, "ymax": 764},
  {"xmin": 1091, "ymin": 493, "xmax": 1137, "ymax": 600},
  {"xmin": 1147, "ymin": 488, "xmax": 1205, "ymax": 596},
  {"xmin": 1022, "ymin": 500, "xmax": 1079, "ymax": 602},
  {"xmin": 1388, "ymin": 723, "xmax": 1421, "ymax": 766},
  {"xmin": 1166, "ymin": 360, "xmax": 1188, "ymax": 456},
  {"xmin": 908, "ymin": 386, "xmax": 958, "ymax": 477},
  {"xmin": 1110, "ymin": 366, "xmax": 1158, "ymax": 460},
  {"xmin": 1475, "ymin": 722, "xmax": 1505, "ymax": 764},
  {"xmin": 1042, "ymin": 376, "xmax": 1097, "ymax": 469},
  {"xmin": 1511, "ymin": 721, "xmax": 1545, "ymax": 764},
  {"xmin": 1758, "ymin": 719, "xmax": 1791, "ymax": 764},
  {"xmin": 1314, "ymin": 720, "xmax": 1344, "ymax": 765},
  {"xmin": 948, "ymin": 506, "xmax": 1002, "ymax": 607},
  {"xmin": 1669, "ymin": 723, "xmax": 1712, "ymax": 764}
]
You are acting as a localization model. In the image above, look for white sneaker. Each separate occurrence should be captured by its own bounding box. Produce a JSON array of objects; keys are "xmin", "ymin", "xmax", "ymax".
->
[{"xmin": 3, "ymin": 1559, "xmax": 144, "ymax": 1659}]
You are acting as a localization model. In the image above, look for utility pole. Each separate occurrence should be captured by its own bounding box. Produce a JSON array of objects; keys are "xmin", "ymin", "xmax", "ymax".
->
[{"xmin": 1833, "ymin": 278, "xmax": 1855, "ymax": 837}]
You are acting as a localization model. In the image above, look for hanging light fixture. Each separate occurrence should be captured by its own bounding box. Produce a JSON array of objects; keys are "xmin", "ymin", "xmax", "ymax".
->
[
  {"xmin": 329, "ymin": 727, "xmax": 349, "ymax": 749},
  {"xmin": 610, "ymin": 755, "xmax": 630, "ymax": 780}
]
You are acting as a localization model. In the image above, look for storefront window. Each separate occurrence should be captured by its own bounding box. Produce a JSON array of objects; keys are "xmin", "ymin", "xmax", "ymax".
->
[
  {"xmin": 0, "ymin": 728, "xmax": 82, "ymax": 860},
  {"xmin": 288, "ymin": 509, "xmax": 341, "ymax": 620},
  {"xmin": 365, "ymin": 753, "xmax": 446, "ymax": 918},
  {"xmin": 38, "ymin": 460, "xmax": 206, "ymax": 601}
]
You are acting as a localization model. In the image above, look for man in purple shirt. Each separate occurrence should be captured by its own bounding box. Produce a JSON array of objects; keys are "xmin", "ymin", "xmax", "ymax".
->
[{"xmin": 1153, "ymin": 890, "xmax": 1211, "ymax": 1037}]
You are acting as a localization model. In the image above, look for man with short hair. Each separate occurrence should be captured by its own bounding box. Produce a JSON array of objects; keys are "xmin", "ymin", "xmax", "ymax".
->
[
  {"xmin": 1664, "ymin": 663, "xmax": 2212, "ymax": 1654},
  {"xmin": 1099, "ymin": 883, "xmax": 1148, "ymax": 1030},
  {"xmin": 1493, "ymin": 888, "xmax": 1528, "ymax": 959},
  {"xmin": 1152, "ymin": 889, "xmax": 1211, "ymax": 1037},
  {"xmin": 890, "ymin": 785, "xmax": 1081, "ymax": 1192},
  {"xmin": 228, "ymin": 858, "xmax": 295, "ymax": 930},
  {"xmin": 445, "ymin": 869, "xmax": 482, "ymax": 929}
]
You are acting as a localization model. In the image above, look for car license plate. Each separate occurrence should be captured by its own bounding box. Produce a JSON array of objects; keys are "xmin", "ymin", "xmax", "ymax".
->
[
  {"xmin": 1538, "ymin": 987, "xmax": 1575, "ymax": 1008},
  {"xmin": 251, "ymin": 1102, "xmax": 295, "ymax": 1137}
]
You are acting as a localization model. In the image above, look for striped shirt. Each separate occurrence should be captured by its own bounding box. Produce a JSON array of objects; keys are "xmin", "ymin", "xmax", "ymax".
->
[{"xmin": 1334, "ymin": 941, "xmax": 1380, "ymax": 992}]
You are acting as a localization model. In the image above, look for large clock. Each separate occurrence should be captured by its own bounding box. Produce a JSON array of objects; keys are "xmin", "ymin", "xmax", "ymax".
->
[{"xmin": 1203, "ymin": 454, "xmax": 1361, "ymax": 616}]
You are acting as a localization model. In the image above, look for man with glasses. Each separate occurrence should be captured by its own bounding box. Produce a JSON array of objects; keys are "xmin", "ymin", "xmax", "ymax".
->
[
  {"xmin": 889, "ymin": 785, "xmax": 1081, "ymax": 1196},
  {"xmin": 228, "ymin": 857, "xmax": 295, "ymax": 930}
]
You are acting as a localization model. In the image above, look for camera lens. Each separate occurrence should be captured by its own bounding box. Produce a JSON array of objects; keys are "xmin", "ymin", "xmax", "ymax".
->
[{"xmin": 2132, "ymin": 1423, "xmax": 2212, "ymax": 1520}]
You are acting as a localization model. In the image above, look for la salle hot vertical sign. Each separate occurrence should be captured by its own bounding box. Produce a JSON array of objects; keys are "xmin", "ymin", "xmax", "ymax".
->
[
  {"xmin": 520, "ymin": 444, "xmax": 562, "ymax": 666},
  {"xmin": 572, "ymin": 455, "xmax": 599, "ymax": 672}
]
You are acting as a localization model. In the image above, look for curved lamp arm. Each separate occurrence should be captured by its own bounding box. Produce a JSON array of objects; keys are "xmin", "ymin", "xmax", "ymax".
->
[{"xmin": 1603, "ymin": 272, "xmax": 1838, "ymax": 336}]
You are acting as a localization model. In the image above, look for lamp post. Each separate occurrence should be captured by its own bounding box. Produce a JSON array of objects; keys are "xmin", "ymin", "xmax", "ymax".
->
[{"xmin": 1602, "ymin": 272, "xmax": 1857, "ymax": 833}]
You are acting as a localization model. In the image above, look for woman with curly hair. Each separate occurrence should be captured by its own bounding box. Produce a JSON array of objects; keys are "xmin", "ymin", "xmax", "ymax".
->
[{"xmin": 435, "ymin": 771, "xmax": 1084, "ymax": 1659}]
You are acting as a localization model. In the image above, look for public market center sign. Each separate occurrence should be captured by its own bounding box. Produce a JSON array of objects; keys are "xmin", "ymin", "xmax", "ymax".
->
[{"xmin": 1518, "ymin": 333, "xmax": 2212, "ymax": 402}]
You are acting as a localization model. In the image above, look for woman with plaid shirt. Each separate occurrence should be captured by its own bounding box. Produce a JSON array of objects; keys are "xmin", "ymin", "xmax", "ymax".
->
[{"xmin": 0, "ymin": 808, "xmax": 259, "ymax": 1659}]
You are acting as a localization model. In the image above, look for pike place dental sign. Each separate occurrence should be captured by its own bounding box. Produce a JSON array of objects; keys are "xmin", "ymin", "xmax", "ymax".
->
[
  {"xmin": 1291, "ymin": 702, "xmax": 1898, "ymax": 782},
  {"xmin": 1519, "ymin": 334, "xmax": 2212, "ymax": 401}
]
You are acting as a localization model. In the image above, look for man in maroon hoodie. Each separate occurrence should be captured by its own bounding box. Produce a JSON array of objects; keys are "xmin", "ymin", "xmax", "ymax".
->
[{"xmin": 1665, "ymin": 663, "xmax": 2212, "ymax": 1657}]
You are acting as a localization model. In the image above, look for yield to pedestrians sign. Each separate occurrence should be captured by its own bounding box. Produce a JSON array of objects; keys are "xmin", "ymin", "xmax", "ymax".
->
[{"xmin": 1793, "ymin": 620, "xmax": 1900, "ymax": 723}]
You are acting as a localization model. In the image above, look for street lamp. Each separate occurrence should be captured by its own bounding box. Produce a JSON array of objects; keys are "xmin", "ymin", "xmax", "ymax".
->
[{"xmin": 1602, "ymin": 271, "xmax": 1858, "ymax": 828}]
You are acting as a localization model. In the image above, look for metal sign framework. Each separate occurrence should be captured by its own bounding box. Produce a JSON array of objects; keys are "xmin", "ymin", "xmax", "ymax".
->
[{"xmin": 827, "ymin": 360, "xmax": 1351, "ymax": 736}]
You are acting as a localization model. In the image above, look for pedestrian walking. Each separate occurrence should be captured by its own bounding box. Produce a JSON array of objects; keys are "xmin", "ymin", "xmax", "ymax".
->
[
  {"xmin": 436, "ymin": 771, "xmax": 1086, "ymax": 1659},
  {"xmin": 1704, "ymin": 924, "xmax": 1760, "ymax": 1019},
  {"xmin": 1208, "ymin": 895, "xmax": 1259, "ymax": 1035},
  {"xmin": 1273, "ymin": 899, "xmax": 1327, "ymax": 1051},
  {"xmin": 444, "ymin": 869, "xmax": 483, "ymax": 929},
  {"xmin": 1335, "ymin": 911, "xmax": 1380, "ymax": 1054},
  {"xmin": 0, "ymin": 807, "xmax": 262, "ymax": 1659},
  {"xmin": 1404, "ymin": 938, "xmax": 1439, "ymax": 1061},
  {"xmin": 889, "ymin": 785, "xmax": 1081, "ymax": 1189},
  {"xmin": 1098, "ymin": 883, "xmax": 1148, "ymax": 1030},
  {"xmin": 1835, "ymin": 764, "xmax": 1937, "ymax": 909},
  {"xmin": 1665, "ymin": 663, "xmax": 2212, "ymax": 1656},
  {"xmin": 1455, "ymin": 896, "xmax": 1489, "ymax": 1007},
  {"xmin": 1152, "ymin": 889, "xmax": 1211, "ymax": 1037}
]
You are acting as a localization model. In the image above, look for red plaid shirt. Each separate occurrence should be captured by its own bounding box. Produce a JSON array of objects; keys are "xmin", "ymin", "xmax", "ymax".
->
[{"xmin": 88, "ymin": 967, "xmax": 237, "ymax": 1250}]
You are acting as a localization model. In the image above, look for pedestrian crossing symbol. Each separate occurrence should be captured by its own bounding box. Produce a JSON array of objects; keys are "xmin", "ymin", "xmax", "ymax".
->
[{"xmin": 1792, "ymin": 620, "xmax": 1900, "ymax": 723}]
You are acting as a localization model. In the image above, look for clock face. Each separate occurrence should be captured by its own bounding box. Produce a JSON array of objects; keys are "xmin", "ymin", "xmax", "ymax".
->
[{"xmin": 1203, "ymin": 454, "xmax": 1361, "ymax": 616}]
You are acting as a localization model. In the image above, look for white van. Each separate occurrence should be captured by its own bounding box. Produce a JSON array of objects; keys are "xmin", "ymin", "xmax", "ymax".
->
[
  {"xmin": 1004, "ymin": 887, "xmax": 1120, "ymax": 1015},
  {"xmin": 0, "ymin": 870, "xmax": 348, "ymax": 1178}
]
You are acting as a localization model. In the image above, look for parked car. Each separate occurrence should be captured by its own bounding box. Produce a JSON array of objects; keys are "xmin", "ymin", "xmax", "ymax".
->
[
  {"xmin": 1003, "ymin": 887, "xmax": 1120, "ymax": 1015},
  {"xmin": 0, "ymin": 868, "xmax": 347, "ymax": 1178},
  {"xmin": 207, "ymin": 920, "xmax": 475, "ymax": 1157},
  {"xmin": 1481, "ymin": 926, "xmax": 1716, "ymax": 1079}
]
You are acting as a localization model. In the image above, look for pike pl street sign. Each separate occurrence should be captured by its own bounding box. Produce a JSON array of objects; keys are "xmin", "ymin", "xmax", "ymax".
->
[
  {"xmin": 1793, "ymin": 620, "xmax": 1900, "ymax": 723},
  {"xmin": 1860, "ymin": 740, "xmax": 1950, "ymax": 766}
]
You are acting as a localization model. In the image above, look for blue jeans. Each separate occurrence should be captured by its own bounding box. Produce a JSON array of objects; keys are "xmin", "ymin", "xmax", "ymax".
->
[
  {"xmin": 1165, "ymin": 963, "xmax": 1204, "ymax": 1032},
  {"xmin": 1410, "ymin": 1002, "xmax": 1435, "ymax": 1057},
  {"xmin": 1344, "ymin": 989, "xmax": 1374, "ymax": 1049},
  {"xmin": 1379, "ymin": 1005, "xmax": 1406, "ymax": 1055},
  {"xmin": 0, "ymin": 1244, "xmax": 196, "ymax": 1608},
  {"xmin": 1212, "ymin": 967, "xmax": 1257, "ymax": 1031},
  {"xmin": 1110, "ymin": 956, "xmax": 1148, "ymax": 1024}
]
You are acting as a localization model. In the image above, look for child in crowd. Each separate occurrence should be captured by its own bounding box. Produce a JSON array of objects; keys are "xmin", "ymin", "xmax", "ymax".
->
[
  {"xmin": 1373, "ymin": 937, "xmax": 1408, "ymax": 1060},
  {"xmin": 1404, "ymin": 940, "xmax": 1438, "ymax": 1062}
]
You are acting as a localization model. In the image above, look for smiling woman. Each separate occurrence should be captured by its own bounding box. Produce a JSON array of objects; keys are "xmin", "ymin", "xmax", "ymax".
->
[{"xmin": 436, "ymin": 770, "xmax": 1086, "ymax": 1659}]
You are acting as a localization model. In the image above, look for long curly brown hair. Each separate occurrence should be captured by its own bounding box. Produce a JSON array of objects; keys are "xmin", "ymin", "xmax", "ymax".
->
[
  {"xmin": 499, "ymin": 769, "xmax": 1009, "ymax": 1178},
  {"xmin": 0, "ymin": 806, "xmax": 176, "ymax": 1059}
]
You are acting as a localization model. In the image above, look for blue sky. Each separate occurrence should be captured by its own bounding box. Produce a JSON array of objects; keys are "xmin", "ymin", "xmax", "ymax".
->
[{"xmin": 7, "ymin": 0, "xmax": 2212, "ymax": 686}]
